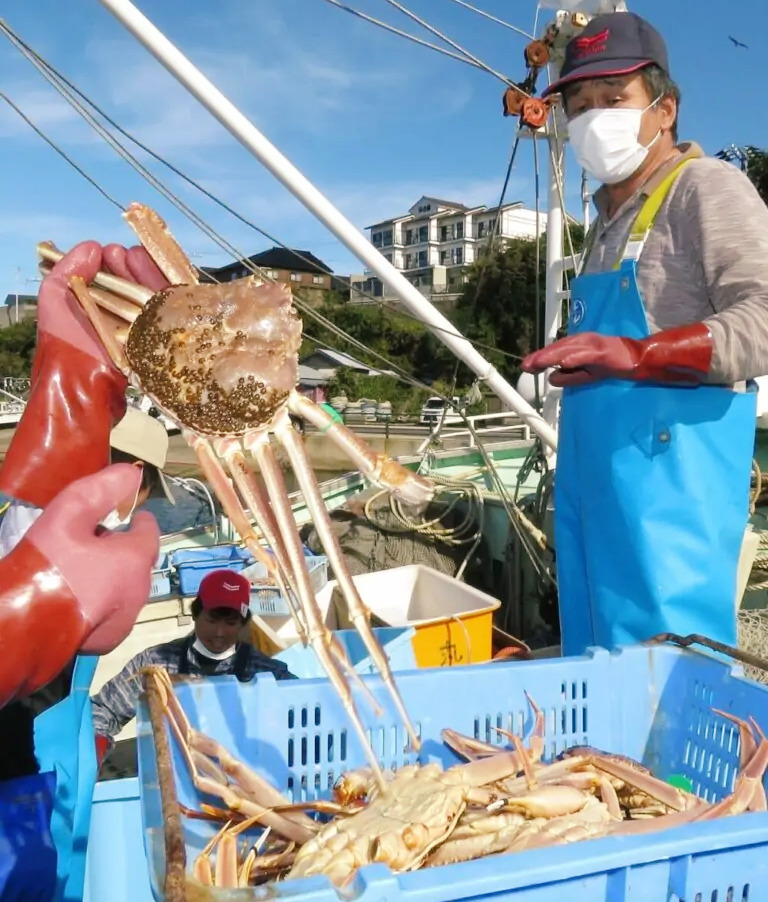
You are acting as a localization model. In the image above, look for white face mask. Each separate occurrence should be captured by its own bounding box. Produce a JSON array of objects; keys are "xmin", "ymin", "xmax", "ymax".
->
[
  {"xmin": 99, "ymin": 475, "xmax": 142, "ymax": 532},
  {"xmin": 192, "ymin": 637, "xmax": 237, "ymax": 661},
  {"xmin": 567, "ymin": 98, "xmax": 661, "ymax": 185},
  {"xmin": 99, "ymin": 508, "xmax": 133, "ymax": 532}
]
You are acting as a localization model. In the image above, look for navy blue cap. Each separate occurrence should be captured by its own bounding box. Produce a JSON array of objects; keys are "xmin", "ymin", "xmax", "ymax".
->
[{"xmin": 543, "ymin": 12, "xmax": 669, "ymax": 98}]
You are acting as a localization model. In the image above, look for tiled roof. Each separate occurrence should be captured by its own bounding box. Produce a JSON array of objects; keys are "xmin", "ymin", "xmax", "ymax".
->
[{"xmin": 204, "ymin": 247, "xmax": 333, "ymax": 277}]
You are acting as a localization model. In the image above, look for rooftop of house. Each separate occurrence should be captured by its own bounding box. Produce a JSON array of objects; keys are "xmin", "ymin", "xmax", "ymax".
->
[
  {"xmin": 367, "ymin": 198, "xmax": 524, "ymax": 230},
  {"xmin": 300, "ymin": 347, "xmax": 377, "ymax": 371},
  {"xmin": 203, "ymin": 247, "xmax": 333, "ymax": 278},
  {"xmin": 3, "ymin": 294, "xmax": 37, "ymax": 307}
]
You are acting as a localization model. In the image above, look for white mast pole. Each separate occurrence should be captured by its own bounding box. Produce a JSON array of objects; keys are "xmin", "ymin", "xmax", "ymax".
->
[
  {"xmin": 543, "ymin": 133, "xmax": 564, "ymax": 350},
  {"xmin": 94, "ymin": 0, "xmax": 558, "ymax": 451}
]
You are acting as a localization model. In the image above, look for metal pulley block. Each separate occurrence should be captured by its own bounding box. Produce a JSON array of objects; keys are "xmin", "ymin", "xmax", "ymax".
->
[
  {"xmin": 502, "ymin": 84, "xmax": 527, "ymax": 117},
  {"xmin": 520, "ymin": 97, "xmax": 551, "ymax": 130},
  {"xmin": 524, "ymin": 39, "xmax": 551, "ymax": 69}
]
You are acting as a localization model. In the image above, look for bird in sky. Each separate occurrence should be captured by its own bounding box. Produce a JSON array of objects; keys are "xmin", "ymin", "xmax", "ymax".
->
[{"xmin": 728, "ymin": 36, "xmax": 749, "ymax": 49}]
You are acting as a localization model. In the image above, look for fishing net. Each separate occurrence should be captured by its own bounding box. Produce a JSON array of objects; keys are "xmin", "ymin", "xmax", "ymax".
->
[
  {"xmin": 737, "ymin": 524, "xmax": 768, "ymax": 682},
  {"xmin": 738, "ymin": 610, "xmax": 768, "ymax": 684},
  {"xmin": 300, "ymin": 486, "xmax": 489, "ymax": 588}
]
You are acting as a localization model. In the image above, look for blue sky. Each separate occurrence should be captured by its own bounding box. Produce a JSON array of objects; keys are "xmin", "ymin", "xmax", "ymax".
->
[{"xmin": 0, "ymin": 0, "xmax": 764, "ymax": 302}]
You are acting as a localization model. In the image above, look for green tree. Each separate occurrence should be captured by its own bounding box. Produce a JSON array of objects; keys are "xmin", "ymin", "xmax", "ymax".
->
[
  {"xmin": 301, "ymin": 228, "xmax": 585, "ymax": 392},
  {"xmin": 746, "ymin": 146, "xmax": 768, "ymax": 205},
  {"xmin": 300, "ymin": 296, "xmax": 446, "ymax": 383},
  {"xmin": 0, "ymin": 317, "xmax": 37, "ymax": 377},
  {"xmin": 454, "ymin": 228, "xmax": 585, "ymax": 383}
]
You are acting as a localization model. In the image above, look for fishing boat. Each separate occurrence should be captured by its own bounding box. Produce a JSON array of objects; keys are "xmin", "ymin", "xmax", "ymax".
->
[{"xmin": 2, "ymin": 0, "xmax": 768, "ymax": 898}]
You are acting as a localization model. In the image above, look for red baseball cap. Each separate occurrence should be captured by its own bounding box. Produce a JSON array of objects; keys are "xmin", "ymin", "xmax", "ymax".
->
[{"xmin": 198, "ymin": 569, "xmax": 250, "ymax": 617}]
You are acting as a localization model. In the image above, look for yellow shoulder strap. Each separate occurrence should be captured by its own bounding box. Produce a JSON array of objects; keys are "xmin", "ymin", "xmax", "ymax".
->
[{"xmin": 615, "ymin": 157, "xmax": 695, "ymax": 267}]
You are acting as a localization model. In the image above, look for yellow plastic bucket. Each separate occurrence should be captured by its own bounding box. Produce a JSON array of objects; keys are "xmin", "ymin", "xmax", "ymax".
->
[
  {"xmin": 407, "ymin": 606, "xmax": 498, "ymax": 668},
  {"xmin": 328, "ymin": 565, "xmax": 501, "ymax": 669}
]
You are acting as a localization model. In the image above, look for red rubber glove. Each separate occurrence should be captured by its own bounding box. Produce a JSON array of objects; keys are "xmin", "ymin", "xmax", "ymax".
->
[
  {"xmin": 102, "ymin": 243, "xmax": 170, "ymax": 292},
  {"xmin": 95, "ymin": 734, "xmax": 111, "ymax": 768},
  {"xmin": 0, "ymin": 464, "xmax": 160, "ymax": 708},
  {"xmin": 0, "ymin": 240, "xmax": 170, "ymax": 510},
  {"xmin": 521, "ymin": 323, "xmax": 713, "ymax": 388},
  {"xmin": 0, "ymin": 243, "xmax": 127, "ymax": 508}
]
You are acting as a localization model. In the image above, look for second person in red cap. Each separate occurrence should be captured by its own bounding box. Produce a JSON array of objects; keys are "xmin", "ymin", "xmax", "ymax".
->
[{"xmin": 90, "ymin": 568, "xmax": 295, "ymax": 769}]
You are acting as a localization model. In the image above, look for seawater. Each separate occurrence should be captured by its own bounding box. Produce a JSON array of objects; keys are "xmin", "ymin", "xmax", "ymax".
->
[
  {"xmin": 143, "ymin": 468, "xmax": 346, "ymax": 536},
  {"xmin": 0, "ymin": 469, "xmax": 347, "ymax": 538}
]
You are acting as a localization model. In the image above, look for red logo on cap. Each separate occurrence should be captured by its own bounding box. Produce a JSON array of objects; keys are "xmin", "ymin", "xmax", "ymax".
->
[{"xmin": 573, "ymin": 28, "xmax": 610, "ymax": 58}]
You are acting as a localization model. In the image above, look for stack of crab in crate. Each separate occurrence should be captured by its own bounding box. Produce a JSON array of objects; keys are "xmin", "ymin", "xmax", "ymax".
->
[{"xmin": 44, "ymin": 206, "xmax": 768, "ymax": 902}]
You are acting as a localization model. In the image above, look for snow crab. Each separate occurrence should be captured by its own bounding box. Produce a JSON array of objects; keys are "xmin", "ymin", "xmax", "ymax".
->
[
  {"xmin": 38, "ymin": 204, "xmax": 434, "ymax": 784},
  {"xmin": 142, "ymin": 667, "xmax": 768, "ymax": 891}
]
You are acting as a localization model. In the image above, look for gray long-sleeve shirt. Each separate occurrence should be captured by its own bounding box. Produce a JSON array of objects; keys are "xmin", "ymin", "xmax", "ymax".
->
[
  {"xmin": 585, "ymin": 142, "xmax": 768, "ymax": 384},
  {"xmin": 90, "ymin": 635, "xmax": 294, "ymax": 741}
]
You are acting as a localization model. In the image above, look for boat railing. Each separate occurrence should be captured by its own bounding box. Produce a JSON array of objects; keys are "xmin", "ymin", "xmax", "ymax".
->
[
  {"xmin": 416, "ymin": 411, "xmax": 532, "ymax": 454},
  {"xmin": 0, "ymin": 377, "xmax": 30, "ymax": 425},
  {"xmin": 0, "ymin": 398, "xmax": 27, "ymax": 425}
]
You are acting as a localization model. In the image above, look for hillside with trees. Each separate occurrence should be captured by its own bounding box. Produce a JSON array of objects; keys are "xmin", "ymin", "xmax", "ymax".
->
[{"xmin": 1, "ymin": 148, "xmax": 766, "ymax": 392}]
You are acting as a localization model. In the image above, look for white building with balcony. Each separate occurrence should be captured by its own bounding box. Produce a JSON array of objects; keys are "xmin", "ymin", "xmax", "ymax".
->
[{"xmin": 351, "ymin": 196, "xmax": 545, "ymax": 304}]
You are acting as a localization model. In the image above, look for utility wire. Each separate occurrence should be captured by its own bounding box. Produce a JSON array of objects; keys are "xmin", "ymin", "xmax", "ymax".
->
[
  {"xmin": 0, "ymin": 92, "xmax": 123, "ymax": 212},
  {"xmin": 318, "ymin": 0, "xmax": 492, "ymax": 73},
  {"xmin": 445, "ymin": 0, "xmax": 535, "ymax": 40},
  {"xmin": 1, "ymin": 20, "xmax": 551, "ymax": 579},
  {"xmin": 0, "ymin": 20, "xmax": 536, "ymax": 364},
  {"xmin": 379, "ymin": 0, "xmax": 521, "ymax": 89}
]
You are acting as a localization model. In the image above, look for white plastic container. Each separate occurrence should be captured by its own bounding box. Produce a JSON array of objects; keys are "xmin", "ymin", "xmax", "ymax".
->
[{"xmin": 250, "ymin": 565, "xmax": 500, "ymax": 666}]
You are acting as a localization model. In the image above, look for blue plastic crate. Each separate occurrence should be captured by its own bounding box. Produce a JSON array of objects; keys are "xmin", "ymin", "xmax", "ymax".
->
[
  {"xmin": 169, "ymin": 544, "xmax": 251, "ymax": 597},
  {"xmin": 136, "ymin": 645, "xmax": 768, "ymax": 902},
  {"xmin": 149, "ymin": 552, "xmax": 172, "ymax": 599},
  {"xmin": 84, "ymin": 779, "xmax": 153, "ymax": 902},
  {"xmin": 246, "ymin": 555, "xmax": 329, "ymax": 616},
  {"xmin": 274, "ymin": 626, "xmax": 417, "ymax": 678}
]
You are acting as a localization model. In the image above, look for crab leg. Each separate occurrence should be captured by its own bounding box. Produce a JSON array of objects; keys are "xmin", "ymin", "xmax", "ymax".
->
[
  {"xmin": 213, "ymin": 436, "xmax": 308, "ymax": 643},
  {"xmin": 273, "ymin": 412, "xmax": 422, "ymax": 753},
  {"xmin": 69, "ymin": 276, "xmax": 132, "ymax": 374},
  {"xmin": 442, "ymin": 729, "xmax": 500, "ymax": 761},
  {"xmin": 147, "ymin": 668, "xmax": 318, "ymax": 843},
  {"xmin": 194, "ymin": 430, "xmax": 381, "ymax": 724},
  {"xmin": 288, "ymin": 392, "xmax": 434, "ymax": 508},
  {"xmin": 691, "ymin": 737, "xmax": 768, "ymax": 819},
  {"xmin": 609, "ymin": 738, "xmax": 768, "ymax": 836},
  {"xmin": 244, "ymin": 429, "xmax": 389, "ymax": 790},
  {"xmin": 36, "ymin": 241, "xmax": 154, "ymax": 305},
  {"xmin": 245, "ymin": 431, "xmax": 381, "ymax": 706},
  {"xmin": 123, "ymin": 202, "xmax": 200, "ymax": 286},
  {"xmin": 587, "ymin": 755, "xmax": 701, "ymax": 812},
  {"xmin": 188, "ymin": 433, "xmax": 283, "ymax": 578},
  {"xmin": 712, "ymin": 708, "xmax": 759, "ymax": 771}
]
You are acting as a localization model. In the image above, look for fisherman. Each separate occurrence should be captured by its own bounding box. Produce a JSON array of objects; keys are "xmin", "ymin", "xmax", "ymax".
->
[
  {"xmin": 0, "ymin": 239, "xmax": 170, "ymax": 902},
  {"xmin": 522, "ymin": 12, "xmax": 768, "ymax": 656},
  {"xmin": 91, "ymin": 569, "xmax": 295, "ymax": 764}
]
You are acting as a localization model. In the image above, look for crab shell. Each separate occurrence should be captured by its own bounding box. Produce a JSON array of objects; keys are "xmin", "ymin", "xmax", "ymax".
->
[{"xmin": 126, "ymin": 278, "xmax": 302, "ymax": 437}]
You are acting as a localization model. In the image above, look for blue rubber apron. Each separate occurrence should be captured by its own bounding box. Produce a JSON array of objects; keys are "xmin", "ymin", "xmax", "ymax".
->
[
  {"xmin": 35, "ymin": 654, "xmax": 99, "ymax": 902},
  {"xmin": 555, "ymin": 160, "xmax": 756, "ymax": 657},
  {"xmin": 0, "ymin": 654, "xmax": 98, "ymax": 902}
]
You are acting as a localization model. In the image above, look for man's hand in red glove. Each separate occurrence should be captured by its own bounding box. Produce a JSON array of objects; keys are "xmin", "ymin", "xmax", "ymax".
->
[
  {"xmin": 0, "ymin": 464, "xmax": 160, "ymax": 707},
  {"xmin": 0, "ymin": 239, "xmax": 171, "ymax": 510},
  {"xmin": 0, "ymin": 242, "xmax": 126, "ymax": 508},
  {"xmin": 521, "ymin": 323, "xmax": 713, "ymax": 388}
]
